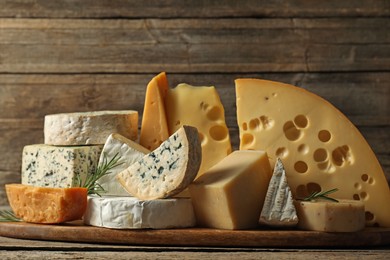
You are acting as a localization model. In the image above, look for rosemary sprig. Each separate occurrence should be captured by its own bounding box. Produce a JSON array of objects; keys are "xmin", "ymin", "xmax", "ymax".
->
[
  {"xmin": 77, "ymin": 153, "xmax": 123, "ymax": 196},
  {"xmin": 0, "ymin": 210, "xmax": 21, "ymax": 222},
  {"xmin": 303, "ymin": 188, "xmax": 339, "ymax": 203}
]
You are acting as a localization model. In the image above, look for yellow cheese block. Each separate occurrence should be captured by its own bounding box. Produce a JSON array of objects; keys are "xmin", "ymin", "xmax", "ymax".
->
[
  {"xmin": 189, "ymin": 150, "xmax": 272, "ymax": 230},
  {"xmin": 294, "ymin": 199, "xmax": 365, "ymax": 232},
  {"xmin": 235, "ymin": 78, "xmax": 390, "ymax": 227},
  {"xmin": 139, "ymin": 72, "xmax": 170, "ymax": 150},
  {"xmin": 166, "ymin": 83, "xmax": 232, "ymax": 176}
]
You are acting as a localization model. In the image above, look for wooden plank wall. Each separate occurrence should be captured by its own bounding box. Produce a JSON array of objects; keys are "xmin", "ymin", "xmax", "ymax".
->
[{"xmin": 0, "ymin": 0, "xmax": 389, "ymax": 206}]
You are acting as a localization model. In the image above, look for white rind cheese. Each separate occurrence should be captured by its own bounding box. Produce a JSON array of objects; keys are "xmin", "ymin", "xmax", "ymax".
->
[
  {"xmin": 84, "ymin": 195, "xmax": 196, "ymax": 229},
  {"xmin": 97, "ymin": 133, "xmax": 149, "ymax": 196},
  {"xmin": 21, "ymin": 144, "xmax": 102, "ymax": 188},
  {"xmin": 117, "ymin": 125, "xmax": 202, "ymax": 200},
  {"xmin": 44, "ymin": 111, "xmax": 138, "ymax": 145},
  {"xmin": 259, "ymin": 158, "xmax": 298, "ymax": 227}
]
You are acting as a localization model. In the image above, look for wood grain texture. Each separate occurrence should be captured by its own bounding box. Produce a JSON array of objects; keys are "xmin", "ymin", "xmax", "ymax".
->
[
  {"xmin": 0, "ymin": 18, "xmax": 389, "ymax": 73},
  {"xmin": 0, "ymin": 0, "xmax": 388, "ymax": 18}
]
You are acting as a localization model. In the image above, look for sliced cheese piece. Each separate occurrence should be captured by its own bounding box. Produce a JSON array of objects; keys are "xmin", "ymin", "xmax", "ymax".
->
[
  {"xmin": 21, "ymin": 144, "xmax": 102, "ymax": 188},
  {"xmin": 139, "ymin": 72, "xmax": 170, "ymax": 150},
  {"xmin": 294, "ymin": 199, "xmax": 365, "ymax": 232},
  {"xmin": 259, "ymin": 158, "xmax": 298, "ymax": 227},
  {"xmin": 84, "ymin": 195, "xmax": 196, "ymax": 229},
  {"xmin": 117, "ymin": 125, "xmax": 201, "ymax": 200},
  {"xmin": 166, "ymin": 83, "xmax": 232, "ymax": 177},
  {"xmin": 189, "ymin": 150, "xmax": 272, "ymax": 230},
  {"xmin": 97, "ymin": 133, "xmax": 149, "ymax": 196},
  {"xmin": 235, "ymin": 78, "xmax": 390, "ymax": 227},
  {"xmin": 44, "ymin": 110, "xmax": 138, "ymax": 145},
  {"xmin": 6, "ymin": 184, "xmax": 87, "ymax": 224}
]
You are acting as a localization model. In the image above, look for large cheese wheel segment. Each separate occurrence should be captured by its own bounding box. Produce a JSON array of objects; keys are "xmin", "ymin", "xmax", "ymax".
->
[
  {"xmin": 84, "ymin": 195, "xmax": 196, "ymax": 229},
  {"xmin": 166, "ymin": 83, "xmax": 232, "ymax": 176},
  {"xmin": 235, "ymin": 78, "xmax": 390, "ymax": 227},
  {"xmin": 189, "ymin": 150, "xmax": 272, "ymax": 230},
  {"xmin": 6, "ymin": 184, "xmax": 87, "ymax": 224},
  {"xmin": 139, "ymin": 72, "xmax": 170, "ymax": 151},
  {"xmin": 117, "ymin": 125, "xmax": 202, "ymax": 200},
  {"xmin": 44, "ymin": 110, "xmax": 138, "ymax": 145}
]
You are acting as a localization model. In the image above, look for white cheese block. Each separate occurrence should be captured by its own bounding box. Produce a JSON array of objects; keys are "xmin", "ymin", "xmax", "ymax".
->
[
  {"xmin": 97, "ymin": 133, "xmax": 149, "ymax": 196},
  {"xmin": 117, "ymin": 125, "xmax": 201, "ymax": 200},
  {"xmin": 84, "ymin": 195, "xmax": 196, "ymax": 229},
  {"xmin": 21, "ymin": 144, "xmax": 102, "ymax": 188},
  {"xmin": 44, "ymin": 110, "xmax": 138, "ymax": 145},
  {"xmin": 259, "ymin": 158, "xmax": 298, "ymax": 227}
]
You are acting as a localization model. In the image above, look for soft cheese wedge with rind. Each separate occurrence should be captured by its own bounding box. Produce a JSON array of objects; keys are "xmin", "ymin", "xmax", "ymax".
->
[
  {"xmin": 235, "ymin": 78, "xmax": 390, "ymax": 227},
  {"xmin": 117, "ymin": 125, "xmax": 201, "ymax": 200},
  {"xmin": 96, "ymin": 133, "xmax": 149, "ymax": 196},
  {"xmin": 6, "ymin": 184, "xmax": 87, "ymax": 224},
  {"xmin": 84, "ymin": 195, "xmax": 196, "ymax": 229}
]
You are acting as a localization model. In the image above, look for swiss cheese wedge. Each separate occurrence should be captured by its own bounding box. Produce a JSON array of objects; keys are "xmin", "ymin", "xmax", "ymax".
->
[
  {"xmin": 235, "ymin": 78, "xmax": 390, "ymax": 227},
  {"xmin": 6, "ymin": 184, "xmax": 87, "ymax": 224}
]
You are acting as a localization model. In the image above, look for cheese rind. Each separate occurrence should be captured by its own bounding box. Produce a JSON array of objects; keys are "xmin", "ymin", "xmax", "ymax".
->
[
  {"xmin": 6, "ymin": 184, "xmax": 87, "ymax": 224},
  {"xmin": 294, "ymin": 199, "xmax": 365, "ymax": 232},
  {"xmin": 117, "ymin": 125, "xmax": 201, "ymax": 200},
  {"xmin": 97, "ymin": 133, "xmax": 149, "ymax": 196},
  {"xmin": 44, "ymin": 110, "xmax": 138, "ymax": 145},
  {"xmin": 21, "ymin": 144, "xmax": 102, "ymax": 188},
  {"xmin": 259, "ymin": 158, "xmax": 298, "ymax": 227},
  {"xmin": 189, "ymin": 150, "xmax": 272, "ymax": 230},
  {"xmin": 139, "ymin": 72, "xmax": 170, "ymax": 151},
  {"xmin": 84, "ymin": 195, "xmax": 196, "ymax": 229},
  {"xmin": 166, "ymin": 83, "xmax": 232, "ymax": 177},
  {"xmin": 235, "ymin": 78, "xmax": 390, "ymax": 227}
]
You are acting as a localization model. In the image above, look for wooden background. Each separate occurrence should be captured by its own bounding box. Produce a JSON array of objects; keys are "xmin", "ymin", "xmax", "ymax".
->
[{"xmin": 0, "ymin": 0, "xmax": 389, "ymax": 207}]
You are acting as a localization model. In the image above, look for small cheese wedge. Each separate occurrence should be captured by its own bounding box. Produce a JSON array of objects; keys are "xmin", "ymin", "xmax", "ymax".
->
[
  {"xmin": 259, "ymin": 158, "xmax": 298, "ymax": 227},
  {"xmin": 6, "ymin": 184, "xmax": 87, "ymax": 224},
  {"xmin": 235, "ymin": 78, "xmax": 390, "ymax": 227},
  {"xmin": 97, "ymin": 133, "xmax": 149, "ymax": 196},
  {"xmin": 294, "ymin": 199, "xmax": 365, "ymax": 232},
  {"xmin": 189, "ymin": 150, "xmax": 272, "ymax": 230},
  {"xmin": 84, "ymin": 195, "xmax": 196, "ymax": 229},
  {"xmin": 44, "ymin": 110, "xmax": 138, "ymax": 145},
  {"xmin": 117, "ymin": 125, "xmax": 201, "ymax": 200},
  {"xmin": 166, "ymin": 83, "xmax": 232, "ymax": 177},
  {"xmin": 139, "ymin": 72, "xmax": 170, "ymax": 151}
]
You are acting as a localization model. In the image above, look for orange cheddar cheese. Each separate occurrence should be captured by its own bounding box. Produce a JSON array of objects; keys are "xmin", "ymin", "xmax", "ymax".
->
[
  {"xmin": 139, "ymin": 72, "xmax": 170, "ymax": 151},
  {"xmin": 6, "ymin": 184, "xmax": 87, "ymax": 224}
]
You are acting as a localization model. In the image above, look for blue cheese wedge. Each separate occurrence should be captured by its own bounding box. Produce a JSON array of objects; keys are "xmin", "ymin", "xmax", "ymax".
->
[
  {"xmin": 84, "ymin": 195, "xmax": 196, "ymax": 229},
  {"xmin": 97, "ymin": 133, "xmax": 149, "ymax": 196},
  {"xmin": 21, "ymin": 144, "xmax": 102, "ymax": 188},
  {"xmin": 117, "ymin": 125, "xmax": 202, "ymax": 200},
  {"xmin": 44, "ymin": 110, "xmax": 138, "ymax": 145},
  {"xmin": 259, "ymin": 158, "xmax": 298, "ymax": 227}
]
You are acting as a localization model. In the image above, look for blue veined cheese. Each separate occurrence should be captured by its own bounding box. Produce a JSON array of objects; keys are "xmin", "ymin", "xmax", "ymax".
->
[
  {"xmin": 21, "ymin": 144, "xmax": 102, "ymax": 188},
  {"xmin": 44, "ymin": 110, "xmax": 138, "ymax": 145},
  {"xmin": 117, "ymin": 125, "xmax": 202, "ymax": 200},
  {"xmin": 84, "ymin": 195, "xmax": 196, "ymax": 229},
  {"xmin": 97, "ymin": 133, "xmax": 149, "ymax": 196},
  {"xmin": 259, "ymin": 158, "xmax": 298, "ymax": 227}
]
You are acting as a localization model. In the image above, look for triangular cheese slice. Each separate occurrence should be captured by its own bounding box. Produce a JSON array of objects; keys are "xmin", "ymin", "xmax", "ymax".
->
[{"xmin": 236, "ymin": 78, "xmax": 390, "ymax": 227}]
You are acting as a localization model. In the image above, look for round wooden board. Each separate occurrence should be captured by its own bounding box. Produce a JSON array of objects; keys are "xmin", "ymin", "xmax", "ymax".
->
[{"xmin": 1, "ymin": 221, "xmax": 390, "ymax": 248}]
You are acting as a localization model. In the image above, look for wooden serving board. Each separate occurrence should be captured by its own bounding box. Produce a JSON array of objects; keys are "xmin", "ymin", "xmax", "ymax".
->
[{"xmin": 1, "ymin": 221, "xmax": 390, "ymax": 248}]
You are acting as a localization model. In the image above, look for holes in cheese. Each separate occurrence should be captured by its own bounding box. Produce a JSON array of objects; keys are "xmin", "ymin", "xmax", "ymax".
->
[{"xmin": 235, "ymin": 78, "xmax": 390, "ymax": 227}]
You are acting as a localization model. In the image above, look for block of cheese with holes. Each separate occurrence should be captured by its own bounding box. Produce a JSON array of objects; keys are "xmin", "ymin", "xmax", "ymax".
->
[
  {"xmin": 139, "ymin": 72, "xmax": 170, "ymax": 151},
  {"xmin": 165, "ymin": 83, "xmax": 232, "ymax": 176},
  {"xmin": 6, "ymin": 184, "xmax": 87, "ymax": 223},
  {"xmin": 189, "ymin": 150, "xmax": 272, "ymax": 230},
  {"xmin": 235, "ymin": 78, "xmax": 390, "ymax": 227},
  {"xmin": 96, "ymin": 133, "xmax": 149, "ymax": 196},
  {"xmin": 44, "ymin": 110, "xmax": 138, "ymax": 145}
]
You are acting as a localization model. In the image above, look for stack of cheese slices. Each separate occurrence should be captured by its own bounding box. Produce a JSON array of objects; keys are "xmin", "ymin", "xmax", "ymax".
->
[{"xmin": 5, "ymin": 72, "xmax": 390, "ymax": 232}]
